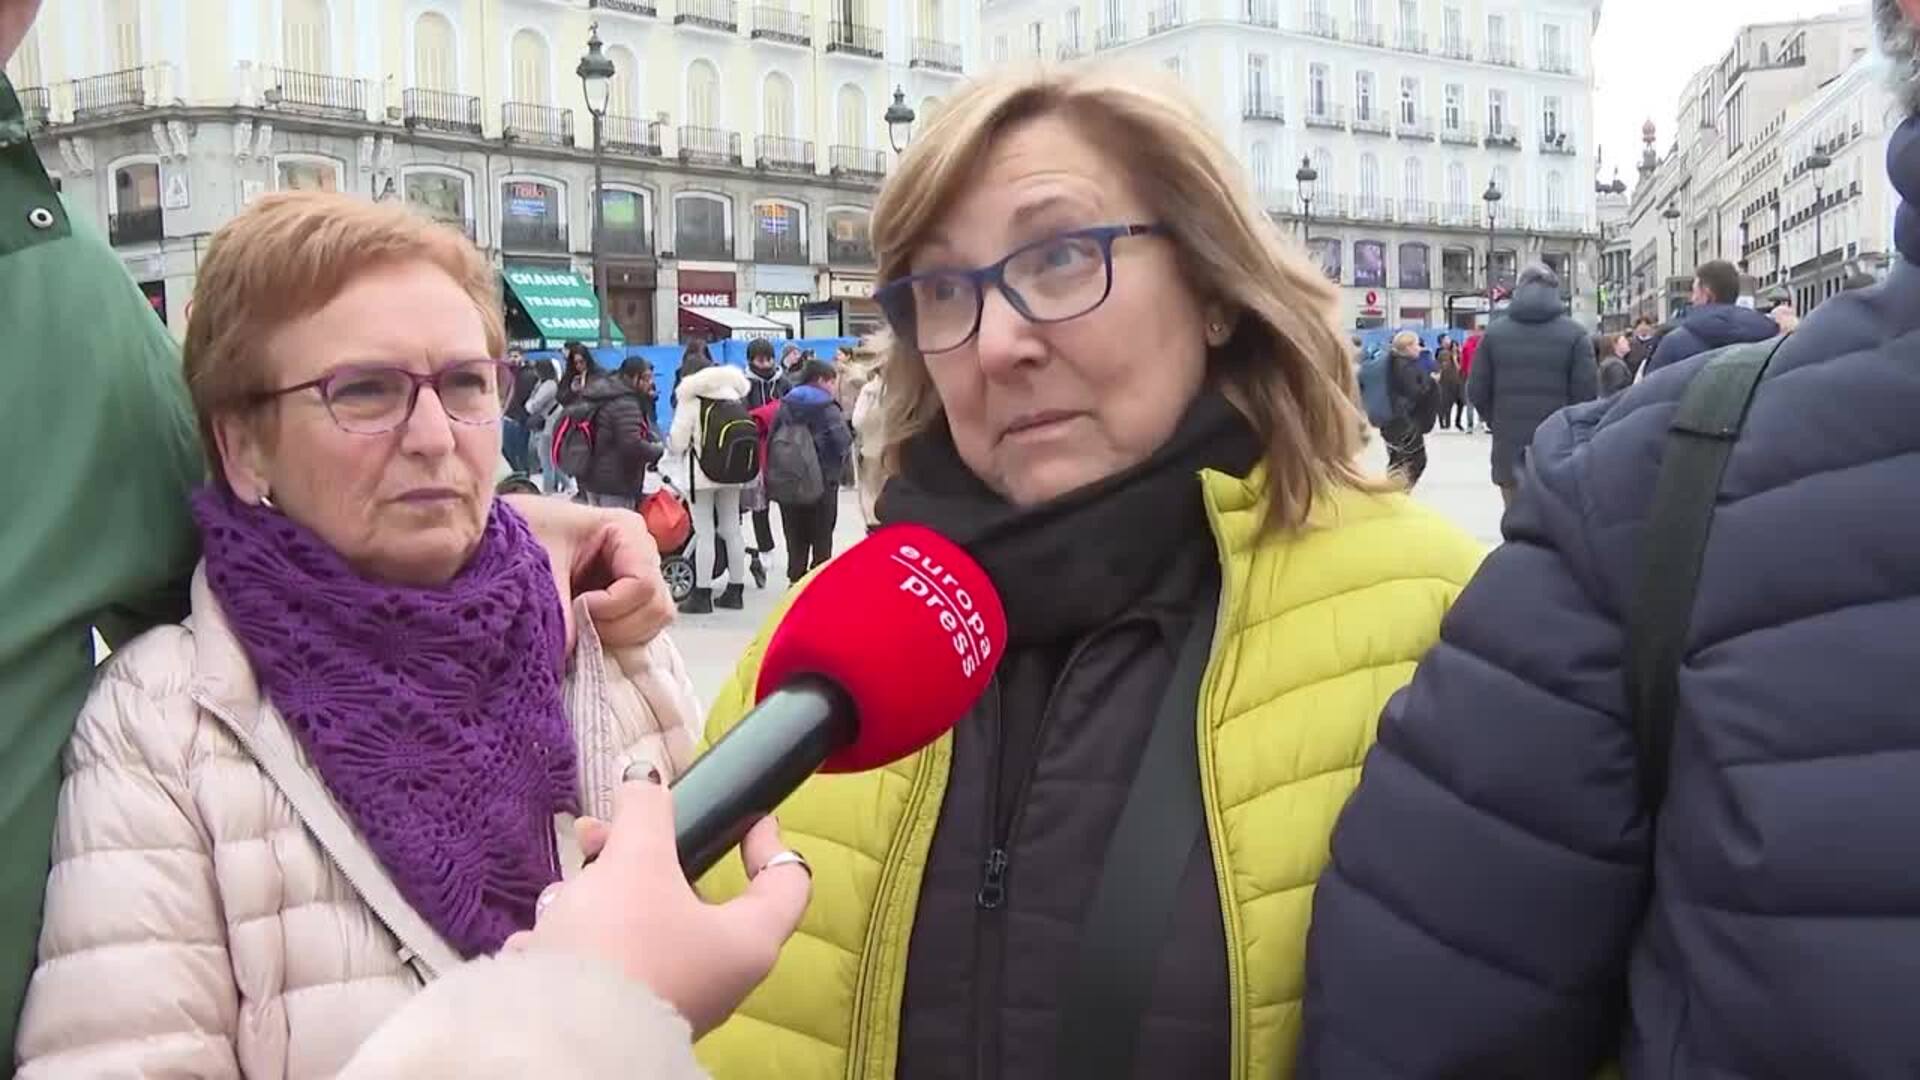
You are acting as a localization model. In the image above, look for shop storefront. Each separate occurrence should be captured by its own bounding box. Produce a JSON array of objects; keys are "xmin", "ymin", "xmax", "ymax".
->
[
  {"xmin": 749, "ymin": 263, "xmax": 817, "ymax": 338},
  {"xmin": 502, "ymin": 264, "xmax": 622, "ymax": 348},
  {"xmin": 804, "ymin": 271, "xmax": 882, "ymax": 339},
  {"xmin": 678, "ymin": 268, "xmax": 784, "ymax": 341},
  {"xmin": 606, "ymin": 263, "xmax": 656, "ymax": 345}
]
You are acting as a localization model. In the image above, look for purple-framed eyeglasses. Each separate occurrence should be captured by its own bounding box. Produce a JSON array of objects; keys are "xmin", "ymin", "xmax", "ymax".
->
[{"xmin": 251, "ymin": 358, "xmax": 514, "ymax": 435}]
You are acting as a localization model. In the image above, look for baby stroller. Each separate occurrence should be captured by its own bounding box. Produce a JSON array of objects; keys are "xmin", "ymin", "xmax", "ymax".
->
[{"xmin": 641, "ymin": 474, "xmax": 697, "ymax": 605}]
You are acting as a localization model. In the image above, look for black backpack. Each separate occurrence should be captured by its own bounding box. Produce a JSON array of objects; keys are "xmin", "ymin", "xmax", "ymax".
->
[
  {"xmin": 695, "ymin": 398, "xmax": 760, "ymax": 485},
  {"xmin": 551, "ymin": 399, "xmax": 605, "ymax": 478},
  {"xmin": 1627, "ymin": 336, "xmax": 1786, "ymax": 812},
  {"xmin": 764, "ymin": 413, "xmax": 825, "ymax": 505}
]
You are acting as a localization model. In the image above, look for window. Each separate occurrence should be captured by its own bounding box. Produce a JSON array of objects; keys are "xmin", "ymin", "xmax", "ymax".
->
[
  {"xmin": 1064, "ymin": 7, "xmax": 1081, "ymax": 49},
  {"xmin": 1308, "ymin": 238, "xmax": 1341, "ymax": 282},
  {"xmin": 1403, "ymin": 156, "xmax": 1423, "ymax": 204},
  {"xmin": 1354, "ymin": 239, "xmax": 1386, "ymax": 287},
  {"xmin": 1486, "ymin": 12, "xmax": 1505, "ymax": 51},
  {"xmin": 1399, "ymin": 76, "xmax": 1418, "ymax": 125},
  {"xmin": 1444, "ymin": 83, "xmax": 1463, "ymax": 130},
  {"xmin": 608, "ymin": 45, "xmax": 638, "ymax": 115},
  {"xmin": 1247, "ymin": 53, "xmax": 1270, "ymax": 106},
  {"xmin": 510, "ymin": 29, "xmax": 549, "ymax": 105},
  {"xmin": 600, "ymin": 187, "xmax": 654, "ymax": 255},
  {"xmin": 752, "ymin": 199, "xmax": 807, "ymax": 263},
  {"xmin": 113, "ymin": 160, "xmax": 160, "ymax": 212},
  {"xmin": 1355, "ymin": 71, "xmax": 1375, "ymax": 121},
  {"xmin": 1542, "ymin": 94, "xmax": 1561, "ymax": 141},
  {"xmin": 276, "ymin": 155, "xmax": 342, "ymax": 191},
  {"xmin": 1102, "ymin": 0, "xmax": 1123, "ymax": 36},
  {"xmin": 403, "ymin": 167, "xmax": 471, "ymax": 228},
  {"xmin": 1545, "ymin": 171, "xmax": 1565, "ymax": 217},
  {"xmin": 1442, "ymin": 5, "xmax": 1462, "ymax": 50},
  {"xmin": 1542, "ymin": 22, "xmax": 1563, "ymax": 66},
  {"xmin": 1358, "ymin": 152, "xmax": 1380, "ymax": 211},
  {"xmin": 501, "ymin": 178, "xmax": 566, "ymax": 249},
  {"xmin": 1487, "ymin": 88, "xmax": 1507, "ymax": 133},
  {"xmin": 826, "ymin": 207, "xmax": 873, "ymax": 263},
  {"xmin": 919, "ymin": 0, "xmax": 943, "ymax": 35},
  {"xmin": 1399, "ymin": 241, "xmax": 1431, "ymax": 289},
  {"xmin": 1399, "ymin": 0, "xmax": 1417, "ymax": 30},
  {"xmin": 992, "ymin": 34, "xmax": 1008, "ymax": 63},
  {"xmin": 1447, "ymin": 160, "xmax": 1467, "ymax": 208},
  {"xmin": 1354, "ymin": 0, "xmax": 1374, "ymax": 26},
  {"xmin": 1490, "ymin": 164, "xmax": 1511, "ymax": 212},
  {"xmin": 412, "ymin": 13, "xmax": 455, "ymax": 91},
  {"xmin": 1250, "ymin": 140, "xmax": 1272, "ymax": 193},
  {"xmin": 1312, "ymin": 147, "xmax": 1333, "ymax": 201},
  {"xmin": 108, "ymin": 0, "xmax": 142, "ymax": 70},
  {"xmin": 674, "ymin": 191, "xmax": 733, "ymax": 260},
  {"xmin": 763, "ymin": 72, "xmax": 795, "ymax": 138},
  {"xmin": 1030, "ymin": 21, "xmax": 1043, "ymax": 56},
  {"xmin": 283, "ymin": 0, "xmax": 330, "ymax": 72},
  {"xmin": 687, "ymin": 59, "xmax": 719, "ymax": 127},
  {"xmin": 1309, "ymin": 63, "xmax": 1329, "ymax": 117},
  {"xmin": 836, "ymin": 84, "xmax": 867, "ymax": 148}
]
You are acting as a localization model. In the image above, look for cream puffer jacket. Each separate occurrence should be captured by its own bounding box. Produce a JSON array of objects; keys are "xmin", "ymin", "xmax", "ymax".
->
[{"xmin": 15, "ymin": 568, "xmax": 704, "ymax": 1079}]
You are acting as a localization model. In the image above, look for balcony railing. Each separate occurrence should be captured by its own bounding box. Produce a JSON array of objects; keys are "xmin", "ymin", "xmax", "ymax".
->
[
  {"xmin": 751, "ymin": 5, "xmax": 810, "ymax": 44},
  {"xmin": 404, "ymin": 88, "xmax": 483, "ymax": 135},
  {"xmin": 261, "ymin": 66, "xmax": 365, "ymax": 120},
  {"xmin": 1540, "ymin": 52, "xmax": 1575, "ymax": 75},
  {"xmin": 1094, "ymin": 22, "xmax": 1128, "ymax": 48},
  {"xmin": 1540, "ymin": 130, "xmax": 1577, "ymax": 156},
  {"xmin": 1484, "ymin": 122, "xmax": 1520, "ymax": 148},
  {"xmin": 675, "ymin": 0, "xmax": 738, "ymax": 32},
  {"xmin": 1304, "ymin": 11, "xmax": 1340, "ymax": 39},
  {"xmin": 17, "ymin": 86, "xmax": 49, "ymax": 131},
  {"xmin": 754, "ymin": 134, "xmax": 815, "ymax": 172},
  {"xmin": 1394, "ymin": 199, "xmax": 1440, "ymax": 225},
  {"xmin": 1242, "ymin": 94, "xmax": 1284, "ymax": 122},
  {"xmin": 1057, "ymin": 39, "xmax": 1086, "ymax": 60},
  {"xmin": 1352, "ymin": 109, "xmax": 1390, "ymax": 136},
  {"xmin": 109, "ymin": 206, "xmax": 163, "ymax": 246},
  {"xmin": 1396, "ymin": 114, "xmax": 1434, "ymax": 140},
  {"xmin": 1353, "ymin": 197, "xmax": 1387, "ymax": 221},
  {"xmin": 1396, "ymin": 29, "xmax": 1427, "ymax": 53},
  {"xmin": 830, "ymin": 144, "xmax": 886, "ymax": 180},
  {"xmin": 1351, "ymin": 21, "xmax": 1384, "ymax": 47},
  {"xmin": 676, "ymin": 233, "xmax": 734, "ymax": 260},
  {"xmin": 828, "ymin": 236, "xmax": 874, "ymax": 264},
  {"xmin": 754, "ymin": 232, "xmax": 809, "ymax": 264},
  {"xmin": 1440, "ymin": 36, "xmax": 1472, "ymax": 60},
  {"xmin": 604, "ymin": 113, "xmax": 665, "ymax": 156},
  {"xmin": 1147, "ymin": 1, "xmax": 1183, "ymax": 34},
  {"xmin": 500, "ymin": 218, "xmax": 568, "ymax": 252},
  {"xmin": 1303, "ymin": 104, "xmax": 1347, "ymax": 130},
  {"xmin": 826, "ymin": 21, "xmax": 884, "ymax": 56},
  {"xmin": 70, "ymin": 68, "xmax": 147, "ymax": 120},
  {"xmin": 1486, "ymin": 41, "xmax": 1519, "ymax": 67},
  {"xmin": 1440, "ymin": 120, "xmax": 1479, "ymax": 144},
  {"xmin": 1243, "ymin": 0, "xmax": 1279, "ymax": 27},
  {"xmin": 599, "ymin": 226, "xmax": 654, "ymax": 256},
  {"xmin": 678, "ymin": 125, "xmax": 742, "ymax": 165},
  {"xmin": 911, "ymin": 37, "xmax": 963, "ymax": 72},
  {"xmin": 602, "ymin": 0, "xmax": 658, "ymax": 14},
  {"xmin": 503, "ymin": 102, "xmax": 574, "ymax": 147}
]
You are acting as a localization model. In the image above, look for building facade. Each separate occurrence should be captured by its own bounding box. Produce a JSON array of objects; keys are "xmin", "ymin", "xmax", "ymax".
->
[
  {"xmin": 6, "ymin": 0, "xmax": 976, "ymax": 343},
  {"xmin": 979, "ymin": 0, "xmax": 1606, "ymax": 330}
]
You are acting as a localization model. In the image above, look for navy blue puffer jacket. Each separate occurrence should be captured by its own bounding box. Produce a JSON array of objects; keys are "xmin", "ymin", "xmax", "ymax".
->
[
  {"xmin": 1300, "ymin": 121, "xmax": 1920, "ymax": 1078},
  {"xmin": 1643, "ymin": 301, "xmax": 1779, "ymax": 374}
]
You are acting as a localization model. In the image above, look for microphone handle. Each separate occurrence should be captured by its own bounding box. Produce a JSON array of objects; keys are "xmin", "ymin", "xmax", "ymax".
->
[{"xmin": 671, "ymin": 675, "xmax": 858, "ymax": 879}]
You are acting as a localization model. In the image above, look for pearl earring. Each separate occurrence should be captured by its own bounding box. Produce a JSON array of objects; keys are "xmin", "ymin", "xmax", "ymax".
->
[{"xmin": 258, "ymin": 490, "xmax": 277, "ymax": 511}]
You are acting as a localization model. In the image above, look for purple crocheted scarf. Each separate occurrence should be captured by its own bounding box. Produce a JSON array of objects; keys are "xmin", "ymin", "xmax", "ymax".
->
[{"xmin": 192, "ymin": 489, "xmax": 580, "ymax": 958}]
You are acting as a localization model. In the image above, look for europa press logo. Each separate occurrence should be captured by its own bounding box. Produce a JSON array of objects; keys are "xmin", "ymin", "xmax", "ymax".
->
[{"xmin": 890, "ymin": 542, "xmax": 996, "ymax": 679}]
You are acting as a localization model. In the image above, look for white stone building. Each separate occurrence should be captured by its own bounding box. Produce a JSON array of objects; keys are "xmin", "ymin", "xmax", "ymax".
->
[{"xmin": 979, "ymin": 0, "xmax": 1605, "ymax": 330}]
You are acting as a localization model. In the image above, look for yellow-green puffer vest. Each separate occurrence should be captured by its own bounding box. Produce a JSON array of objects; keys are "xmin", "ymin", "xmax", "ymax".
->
[{"xmin": 695, "ymin": 468, "xmax": 1485, "ymax": 1079}]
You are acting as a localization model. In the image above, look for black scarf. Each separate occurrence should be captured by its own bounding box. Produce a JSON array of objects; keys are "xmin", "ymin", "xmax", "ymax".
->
[{"xmin": 877, "ymin": 392, "xmax": 1262, "ymax": 644}]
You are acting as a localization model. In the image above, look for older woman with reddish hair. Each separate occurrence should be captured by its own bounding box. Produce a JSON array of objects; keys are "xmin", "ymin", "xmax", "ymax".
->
[{"xmin": 10, "ymin": 192, "xmax": 806, "ymax": 1077}]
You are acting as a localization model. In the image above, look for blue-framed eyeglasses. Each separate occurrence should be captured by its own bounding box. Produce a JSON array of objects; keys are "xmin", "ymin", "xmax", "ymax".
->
[
  {"xmin": 875, "ymin": 222, "xmax": 1170, "ymax": 355},
  {"xmin": 252, "ymin": 358, "xmax": 513, "ymax": 435}
]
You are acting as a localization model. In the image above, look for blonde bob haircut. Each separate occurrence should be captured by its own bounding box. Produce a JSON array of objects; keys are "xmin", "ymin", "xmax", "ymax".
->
[
  {"xmin": 870, "ymin": 64, "xmax": 1389, "ymax": 532},
  {"xmin": 183, "ymin": 190, "xmax": 506, "ymax": 480}
]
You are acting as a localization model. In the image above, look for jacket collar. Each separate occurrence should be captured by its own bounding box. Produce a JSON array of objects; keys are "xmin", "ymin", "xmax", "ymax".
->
[{"xmin": 187, "ymin": 566, "xmax": 266, "ymax": 726}]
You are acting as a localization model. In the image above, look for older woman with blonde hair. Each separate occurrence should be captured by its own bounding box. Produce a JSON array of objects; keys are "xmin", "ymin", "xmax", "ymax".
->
[
  {"xmin": 11, "ymin": 192, "xmax": 807, "ymax": 1077},
  {"xmin": 693, "ymin": 65, "xmax": 1482, "ymax": 1078}
]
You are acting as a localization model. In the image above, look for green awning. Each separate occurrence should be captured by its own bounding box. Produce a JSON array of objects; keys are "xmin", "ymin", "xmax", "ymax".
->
[{"xmin": 502, "ymin": 265, "xmax": 624, "ymax": 345}]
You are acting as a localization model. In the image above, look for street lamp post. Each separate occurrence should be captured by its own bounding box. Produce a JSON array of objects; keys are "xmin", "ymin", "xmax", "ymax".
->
[
  {"xmin": 1483, "ymin": 179, "xmax": 1502, "ymax": 323},
  {"xmin": 1295, "ymin": 155, "xmax": 1317, "ymax": 245},
  {"xmin": 1662, "ymin": 203, "xmax": 1682, "ymax": 318},
  {"xmin": 1808, "ymin": 149, "xmax": 1832, "ymax": 304},
  {"xmin": 1738, "ymin": 219, "xmax": 1750, "ymax": 277},
  {"xmin": 885, "ymin": 87, "xmax": 916, "ymax": 154},
  {"xmin": 577, "ymin": 23, "xmax": 615, "ymax": 347}
]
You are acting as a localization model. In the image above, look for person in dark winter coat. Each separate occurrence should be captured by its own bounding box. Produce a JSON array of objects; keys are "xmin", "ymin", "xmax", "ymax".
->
[
  {"xmin": 1623, "ymin": 315, "xmax": 1661, "ymax": 379},
  {"xmin": 738, "ymin": 338, "xmax": 791, "ymax": 583},
  {"xmin": 1301, "ymin": 14, "xmax": 1920, "ymax": 1073},
  {"xmin": 573, "ymin": 357, "xmax": 663, "ymax": 508},
  {"xmin": 1643, "ymin": 260, "xmax": 1779, "ymax": 374},
  {"xmin": 1597, "ymin": 332, "xmax": 1633, "ymax": 396},
  {"xmin": 1434, "ymin": 338, "xmax": 1464, "ymax": 430},
  {"xmin": 770, "ymin": 360, "xmax": 852, "ymax": 582},
  {"xmin": 1380, "ymin": 332, "xmax": 1431, "ymax": 486},
  {"xmin": 1465, "ymin": 262, "xmax": 1597, "ymax": 505}
]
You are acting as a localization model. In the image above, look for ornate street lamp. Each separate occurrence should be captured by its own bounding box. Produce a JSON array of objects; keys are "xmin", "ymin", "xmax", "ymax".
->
[{"xmin": 577, "ymin": 23, "xmax": 616, "ymax": 346}]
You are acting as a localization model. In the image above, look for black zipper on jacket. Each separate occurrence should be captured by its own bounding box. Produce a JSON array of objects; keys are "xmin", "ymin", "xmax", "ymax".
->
[{"xmin": 971, "ymin": 619, "xmax": 1145, "ymax": 1080}]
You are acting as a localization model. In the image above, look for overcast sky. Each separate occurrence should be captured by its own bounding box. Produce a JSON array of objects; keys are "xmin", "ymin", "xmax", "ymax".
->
[{"xmin": 1592, "ymin": 0, "xmax": 1870, "ymax": 191}]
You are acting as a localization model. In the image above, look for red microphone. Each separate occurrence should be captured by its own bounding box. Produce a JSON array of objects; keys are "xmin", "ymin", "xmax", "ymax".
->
[{"xmin": 672, "ymin": 524, "xmax": 1006, "ymax": 877}]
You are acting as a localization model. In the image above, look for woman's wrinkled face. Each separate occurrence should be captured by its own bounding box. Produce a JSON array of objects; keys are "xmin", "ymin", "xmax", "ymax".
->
[
  {"xmin": 217, "ymin": 260, "xmax": 500, "ymax": 587},
  {"xmin": 910, "ymin": 113, "xmax": 1221, "ymax": 506}
]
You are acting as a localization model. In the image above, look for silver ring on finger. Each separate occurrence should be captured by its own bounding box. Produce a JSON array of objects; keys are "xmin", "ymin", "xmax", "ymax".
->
[
  {"xmin": 752, "ymin": 849, "xmax": 811, "ymax": 880},
  {"xmin": 535, "ymin": 882, "xmax": 563, "ymax": 918}
]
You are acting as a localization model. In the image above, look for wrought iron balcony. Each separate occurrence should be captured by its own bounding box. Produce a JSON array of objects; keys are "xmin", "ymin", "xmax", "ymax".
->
[
  {"xmin": 1396, "ymin": 114, "xmax": 1434, "ymax": 140},
  {"xmin": 1242, "ymin": 95, "xmax": 1284, "ymax": 122},
  {"xmin": 826, "ymin": 21, "xmax": 883, "ymax": 57},
  {"xmin": 830, "ymin": 144, "xmax": 885, "ymax": 180},
  {"xmin": 1396, "ymin": 29, "xmax": 1428, "ymax": 53},
  {"xmin": 751, "ymin": 6, "xmax": 810, "ymax": 44},
  {"xmin": 404, "ymin": 88, "xmax": 483, "ymax": 135},
  {"xmin": 503, "ymin": 102, "xmax": 575, "ymax": 147},
  {"xmin": 675, "ymin": 0, "xmax": 738, "ymax": 32},
  {"xmin": 1303, "ymin": 104, "xmax": 1347, "ymax": 130},
  {"xmin": 1486, "ymin": 40, "xmax": 1520, "ymax": 67},
  {"xmin": 678, "ymin": 125, "xmax": 742, "ymax": 165},
  {"xmin": 1242, "ymin": 0, "xmax": 1279, "ymax": 27},
  {"xmin": 1304, "ymin": 12, "xmax": 1340, "ymax": 40},
  {"xmin": 1540, "ymin": 130, "xmax": 1577, "ymax": 156},
  {"xmin": 1540, "ymin": 52, "xmax": 1576, "ymax": 75},
  {"xmin": 604, "ymin": 114, "xmax": 665, "ymax": 156},
  {"xmin": 911, "ymin": 37, "xmax": 962, "ymax": 71},
  {"xmin": 17, "ymin": 86, "xmax": 49, "ymax": 130},
  {"xmin": 1094, "ymin": 22, "xmax": 1128, "ymax": 49},
  {"xmin": 1440, "ymin": 36, "xmax": 1473, "ymax": 60},
  {"xmin": 1057, "ymin": 39, "xmax": 1086, "ymax": 60},
  {"xmin": 1352, "ymin": 109, "xmax": 1391, "ymax": 136},
  {"xmin": 1484, "ymin": 121, "xmax": 1521, "ymax": 149},
  {"xmin": 754, "ymin": 134, "xmax": 815, "ymax": 173},
  {"xmin": 1147, "ymin": 2, "xmax": 1183, "ymax": 34},
  {"xmin": 261, "ymin": 67, "xmax": 366, "ymax": 120},
  {"xmin": 602, "ymin": 0, "xmax": 658, "ymax": 14},
  {"xmin": 109, "ymin": 206, "xmax": 163, "ymax": 246},
  {"xmin": 70, "ymin": 68, "xmax": 147, "ymax": 120},
  {"xmin": 1351, "ymin": 21, "xmax": 1384, "ymax": 47},
  {"xmin": 1439, "ymin": 120, "xmax": 1480, "ymax": 145}
]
